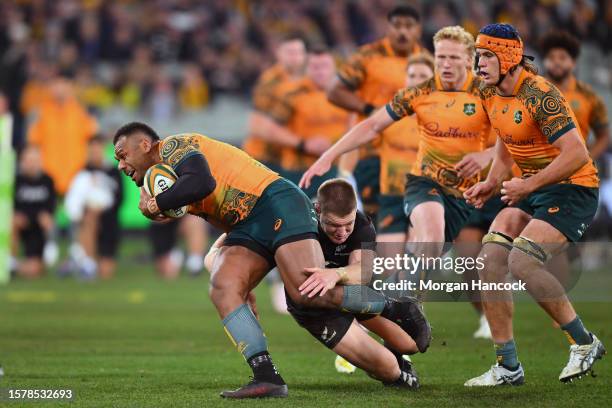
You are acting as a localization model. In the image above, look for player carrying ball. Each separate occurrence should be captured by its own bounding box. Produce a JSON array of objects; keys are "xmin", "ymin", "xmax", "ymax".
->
[
  {"xmin": 464, "ymin": 23, "xmax": 606, "ymax": 386},
  {"xmin": 205, "ymin": 179, "xmax": 425, "ymax": 386},
  {"xmin": 113, "ymin": 123, "xmax": 429, "ymax": 398}
]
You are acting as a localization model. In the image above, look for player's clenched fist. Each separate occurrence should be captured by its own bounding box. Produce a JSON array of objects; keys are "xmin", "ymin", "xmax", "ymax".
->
[
  {"xmin": 139, "ymin": 188, "xmax": 171, "ymax": 223},
  {"xmin": 500, "ymin": 177, "xmax": 531, "ymax": 206}
]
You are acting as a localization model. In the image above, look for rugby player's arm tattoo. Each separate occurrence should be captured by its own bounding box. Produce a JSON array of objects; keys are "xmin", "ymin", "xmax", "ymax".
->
[{"xmin": 155, "ymin": 153, "xmax": 216, "ymax": 211}]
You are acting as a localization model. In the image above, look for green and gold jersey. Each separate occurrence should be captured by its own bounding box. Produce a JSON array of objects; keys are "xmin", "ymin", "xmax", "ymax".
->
[
  {"xmin": 269, "ymin": 77, "xmax": 349, "ymax": 171},
  {"xmin": 159, "ymin": 133, "xmax": 280, "ymax": 230},
  {"xmin": 560, "ymin": 76, "xmax": 609, "ymax": 140},
  {"xmin": 386, "ymin": 72, "xmax": 490, "ymax": 197},
  {"xmin": 242, "ymin": 64, "xmax": 302, "ymax": 164},
  {"xmin": 337, "ymin": 37, "xmax": 424, "ymax": 159},
  {"xmin": 480, "ymin": 70, "xmax": 599, "ymax": 188}
]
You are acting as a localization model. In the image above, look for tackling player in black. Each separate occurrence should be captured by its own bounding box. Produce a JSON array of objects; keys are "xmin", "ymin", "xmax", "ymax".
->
[{"xmin": 206, "ymin": 179, "xmax": 430, "ymax": 389}]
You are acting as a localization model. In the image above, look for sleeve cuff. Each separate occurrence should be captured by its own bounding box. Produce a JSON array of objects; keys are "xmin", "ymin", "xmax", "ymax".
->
[
  {"xmin": 385, "ymin": 104, "xmax": 401, "ymax": 121},
  {"xmin": 548, "ymin": 122, "xmax": 576, "ymax": 144},
  {"xmin": 171, "ymin": 150, "xmax": 200, "ymax": 171},
  {"xmin": 337, "ymin": 74, "xmax": 358, "ymax": 91}
]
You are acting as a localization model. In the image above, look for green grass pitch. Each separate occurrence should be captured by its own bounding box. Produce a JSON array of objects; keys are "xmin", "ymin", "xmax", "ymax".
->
[{"xmin": 0, "ymin": 245, "xmax": 610, "ymax": 407}]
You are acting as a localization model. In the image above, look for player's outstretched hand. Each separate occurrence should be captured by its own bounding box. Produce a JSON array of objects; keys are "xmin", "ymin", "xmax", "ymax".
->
[
  {"xmin": 299, "ymin": 267, "xmax": 340, "ymax": 298},
  {"xmin": 500, "ymin": 177, "xmax": 530, "ymax": 206},
  {"xmin": 455, "ymin": 151, "xmax": 492, "ymax": 179},
  {"xmin": 464, "ymin": 179, "xmax": 496, "ymax": 209},
  {"xmin": 299, "ymin": 155, "xmax": 332, "ymax": 189}
]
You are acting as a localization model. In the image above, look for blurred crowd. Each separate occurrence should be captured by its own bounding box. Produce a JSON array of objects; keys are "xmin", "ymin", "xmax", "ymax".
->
[
  {"xmin": 2, "ymin": 0, "xmax": 612, "ymax": 281},
  {"xmin": 1, "ymin": 0, "xmax": 612, "ymax": 149}
]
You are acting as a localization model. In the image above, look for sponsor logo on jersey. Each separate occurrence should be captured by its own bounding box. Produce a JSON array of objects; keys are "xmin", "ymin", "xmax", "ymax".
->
[
  {"xmin": 463, "ymin": 103, "xmax": 476, "ymax": 116},
  {"xmin": 321, "ymin": 326, "xmax": 337, "ymax": 344},
  {"xmin": 514, "ymin": 110, "xmax": 523, "ymax": 124}
]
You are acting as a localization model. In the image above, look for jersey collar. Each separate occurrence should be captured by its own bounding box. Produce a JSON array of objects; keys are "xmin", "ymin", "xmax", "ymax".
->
[{"xmin": 510, "ymin": 69, "xmax": 534, "ymax": 96}]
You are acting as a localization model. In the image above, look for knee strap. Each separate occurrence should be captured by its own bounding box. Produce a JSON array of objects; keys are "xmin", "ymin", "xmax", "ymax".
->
[
  {"xmin": 512, "ymin": 236, "xmax": 550, "ymax": 264},
  {"xmin": 482, "ymin": 231, "xmax": 513, "ymax": 250}
]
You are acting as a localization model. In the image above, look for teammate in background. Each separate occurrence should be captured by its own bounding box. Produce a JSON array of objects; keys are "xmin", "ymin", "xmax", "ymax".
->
[
  {"xmin": 376, "ymin": 54, "xmax": 433, "ymax": 254},
  {"xmin": 10, "ymin": 145, "xmax": 56, "ymax": 278},
  {"xmin": 149, "ymin": 215, "xmax": 207, "ymax": 279},
  {"xmin": 64, "ymin": 136, "xmax": 123, "ymax": 279},
  {"xmin": 241, "ymin": 34, "xmax": 315, "ymax": 314},
  {"xmin": 243, "ymin": 34, "xmax": 327, "ymax": 172},
  {"xmin": 206, "ymin": 179, "xmax": 424, "ymax": 384},
  {"xmin": 327, "ymin": 5, "xmax": 424, "ymax": 222},
  {"xmin": 113, "ymin": 122, "xmax": 429, "ymax": 398},
  {"xmin": 303, "ymin": 26, "xmax": 492, "ymax": 261},
  {"xmin": 464, "ymin": 23, "xmax": 605, "ymax": 386},
  {"xmin": 267, "ymin": 46, "xmax": 350, "ymax": 197},
  {"xmin": 540, "ymin": 30, "xmax": 609, "ymax": 159}
]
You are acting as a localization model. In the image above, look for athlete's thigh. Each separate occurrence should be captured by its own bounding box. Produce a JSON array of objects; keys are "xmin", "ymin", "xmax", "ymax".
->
[
  {"xmin": 376, "ymin": 232, "xmax": 406, "ymax": 244},
  {"xmin": 489, "ymin": 207, "xmax": 531, "ymax": 239},
  {"xmin": 274, "ymin": 238, "xmax": 325, "ymax": 300},
  {"xmin": 211, "ymin": 245, "xmax": 271, "ymax": 294},
  {"xmin": 455, "ymin": 226, "xmax": 486, "ymax": 257},
  {"xmin": 376, "ymin": 232, "xmax": 407, "ymax": 261},
  {"xmin": 409, "ymin": 201, "xmax": 444, "ymax": 229},
  {"xmin": 519, "ymin": 218, "xmax": 566, "ymax": 243}
]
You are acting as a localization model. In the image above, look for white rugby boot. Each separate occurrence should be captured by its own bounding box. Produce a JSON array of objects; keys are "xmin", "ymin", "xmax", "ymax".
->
[
  {"xmin": 559, "ymin": 334, "xmax": 606, "ymax": 383},
  {"xmin": 464, "ymin": 363, "xmax": 524, "ymax": 386}
]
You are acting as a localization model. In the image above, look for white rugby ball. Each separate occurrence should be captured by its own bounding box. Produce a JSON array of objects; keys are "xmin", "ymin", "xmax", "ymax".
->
[{"xmin": 143, "ymin": 163, "xmax": 188, "ymax": 218}]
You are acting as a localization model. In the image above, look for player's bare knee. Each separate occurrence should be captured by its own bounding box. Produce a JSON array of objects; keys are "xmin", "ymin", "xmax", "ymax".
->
[
  {"xmin": 210, "ymin": 274, "xmax": 247, "ymax": 309},
  {"xmin": 479, "ymin": 231, "xmax": 513, "ymax": 281},
  {"xmin": 478, "ymin": 251, "xmax": 508, "ymax": 282},
  {"xmin": 508, "ymin": 236, "xmax": 549, "ymax": 281}
]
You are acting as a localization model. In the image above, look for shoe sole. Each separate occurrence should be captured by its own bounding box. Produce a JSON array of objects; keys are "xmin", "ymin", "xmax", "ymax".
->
[
  {"xmin": 560, "ymin": 342, "xmax": 607, "ymax": 383},
  {"xmin": 407, "ymin": 302, "xmax": 432, "ymax": 353},
  {"xmin": 464, "ymin": 377, "xmax": 524, "ymax": 387},
  {"xmin": 220, "ymin": 385, "xmax": 288, "ymax": 398}
]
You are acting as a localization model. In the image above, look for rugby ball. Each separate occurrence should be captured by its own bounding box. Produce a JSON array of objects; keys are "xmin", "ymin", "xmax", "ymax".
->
[{"xmin": 143, "ymin": 163, "xmax": 188, "ymax": 218}]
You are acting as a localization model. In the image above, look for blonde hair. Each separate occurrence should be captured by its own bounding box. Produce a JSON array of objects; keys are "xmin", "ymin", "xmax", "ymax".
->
[
  {"xmin": 407, "ymin": 53, "xmax": 435, "ymax": 73},
  {"xmin": 433, "ymin": 26, "xmax": 475, "ymax": 59}
]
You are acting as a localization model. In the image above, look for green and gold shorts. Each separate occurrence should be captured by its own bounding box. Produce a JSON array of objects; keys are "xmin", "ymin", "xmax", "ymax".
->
[
  {"xmin": 224, "ymin": 179, "xmax": 318, "ymax": 266},
  {"xmin": 516, "ymin": 183, "xmax": 598, "ymax": 242},
  {"xmin": 403, "ymin": 174, "xmax": 473, "ymax": 242}
]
